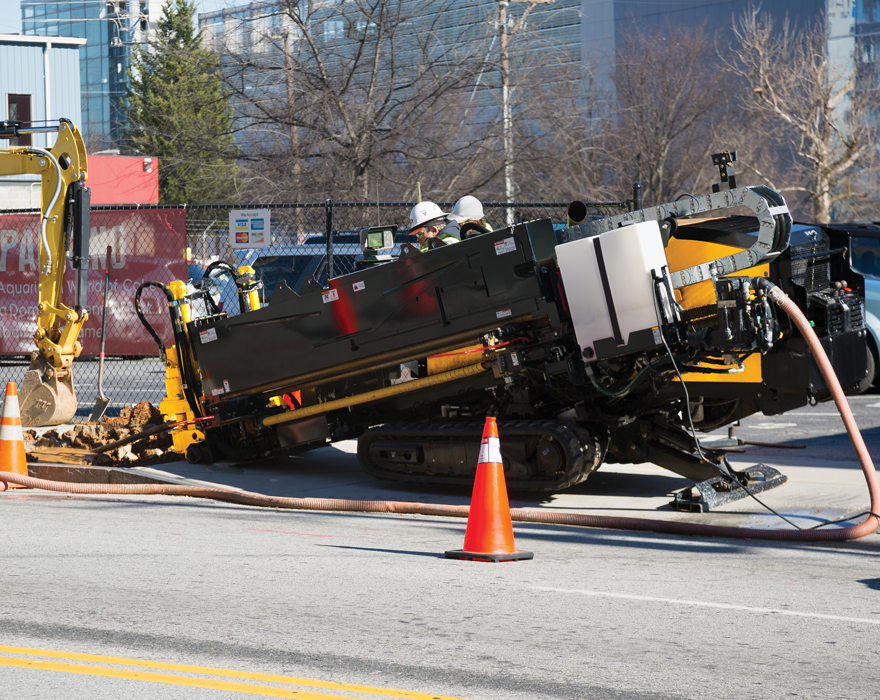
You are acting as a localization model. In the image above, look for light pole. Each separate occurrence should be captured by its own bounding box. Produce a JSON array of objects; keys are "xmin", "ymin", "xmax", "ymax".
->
[
  {"xmin": 498, "ymin": 0, "xmax": 553, "ymax": 225},
  {"xmin": 284, "ymin": 31, "xmax": 301, "ymax": 199}
]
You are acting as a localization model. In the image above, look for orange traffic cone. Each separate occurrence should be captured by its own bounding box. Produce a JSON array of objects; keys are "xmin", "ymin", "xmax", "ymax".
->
[
  {"xmin": 445, "ymin": 416, "xmax": 533, "ymax": 562},
  {"xmin": 0, "ymin": 382, "xmax": 29, "ymax": 489}
]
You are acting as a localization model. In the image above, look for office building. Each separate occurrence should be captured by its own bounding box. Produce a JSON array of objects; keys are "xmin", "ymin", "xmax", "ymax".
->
[{"xmin": 0, "ymin": 33, "xmax": 84, "ymax": 208}]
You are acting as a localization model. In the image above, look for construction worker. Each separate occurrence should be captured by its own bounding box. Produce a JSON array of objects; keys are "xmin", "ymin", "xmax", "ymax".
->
[
  {"xmin": 450, "ymin": 195, "xmax": 493, "ymax": 238},
  {"xmin": 406, "ymin": 201, "xmax": 460, "ymax": 250}
]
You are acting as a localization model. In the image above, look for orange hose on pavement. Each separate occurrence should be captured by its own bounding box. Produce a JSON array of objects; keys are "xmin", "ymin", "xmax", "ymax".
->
[{"xmin": 2, "ymin": 280, "xmax": 877, "ymax": 542}]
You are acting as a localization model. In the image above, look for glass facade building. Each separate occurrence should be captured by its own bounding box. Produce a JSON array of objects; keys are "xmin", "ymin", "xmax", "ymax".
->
[
  {"xmin": 857, "ymin": 0, "xmax": 880, "ymax": 108},
  {"xmin": 197, "ymin": 0, "xmax": 584, "ymax": 133},
  {"xmin": 199, "ymin": 1, "xmax": 583, "ymax": 64},
  {"xmin": 16, "ymin": 0, "xmax": 867, "ymax": 146},
  {"xmin": 582, "ymin": 1, "xmax": 853, "ymax": 85},
  {"xmin": 198, "ymin": 1, "xmax": 866, "ymax": 125},
  {"xmin": 21, "ymin": 1, "xmax": 165, "ymax": 147}
]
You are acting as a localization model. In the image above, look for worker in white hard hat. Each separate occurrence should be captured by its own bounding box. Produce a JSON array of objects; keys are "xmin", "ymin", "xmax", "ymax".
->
[
  {"xmin": 406, "ymin": 201, "xmax": 460, "ymax": 250},
  {"xmin": 450, "ymin": 195, "xmax": 493, "ymax": 239}
]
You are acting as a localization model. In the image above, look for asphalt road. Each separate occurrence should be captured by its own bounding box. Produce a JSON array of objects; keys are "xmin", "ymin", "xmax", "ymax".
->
[
  {"xmin": 2, "ymin": 365, "xmax": 880, "ymax": 698},
  {"xmin": 2, "ymin": 483, "xmax": 880, "ymax": 700},
  {"xmin": 3, "ymin": 385, "xmax": 880, "ymax": 700},
  {"xmin": 704, "ymin": 389, "xmax": 880, "ymax": 462}
]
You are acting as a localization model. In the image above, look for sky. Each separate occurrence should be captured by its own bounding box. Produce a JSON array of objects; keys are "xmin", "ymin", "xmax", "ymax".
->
[{"xmin": 0, "ymin": 1, "xmax": 234, "ymax": 37}]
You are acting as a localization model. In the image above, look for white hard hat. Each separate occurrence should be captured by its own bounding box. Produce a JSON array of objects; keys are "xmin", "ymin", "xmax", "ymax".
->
[
  {"xmin": 450, "ymin": 195, "xmax": 484, "ymax": 223},
  {"xmin": 407, "ymin": 201, "xmax": 448, "ymax": 231}
]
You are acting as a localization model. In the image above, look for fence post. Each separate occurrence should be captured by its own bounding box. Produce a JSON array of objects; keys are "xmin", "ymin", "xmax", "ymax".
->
[{"xmin": 325, "ymin": 198, "xmax": 333, "ymax": 281}]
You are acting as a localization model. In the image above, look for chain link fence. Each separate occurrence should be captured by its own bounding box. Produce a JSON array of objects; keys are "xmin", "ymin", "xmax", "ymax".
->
[{"xmin": 0, "ymin": 199, "xmax": 628, "ymax": 420}]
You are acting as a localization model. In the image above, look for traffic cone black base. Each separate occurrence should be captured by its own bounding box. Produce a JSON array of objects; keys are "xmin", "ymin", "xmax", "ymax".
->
[{"xmin": 445, "ymin": 549, "xmax": 533, "ymax": 562}]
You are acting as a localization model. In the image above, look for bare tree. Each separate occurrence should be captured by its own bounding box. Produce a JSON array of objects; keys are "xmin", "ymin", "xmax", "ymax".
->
[
  {"xmin": 599, "ymin": 21, "xmax": 739, "ymax": 206},
  {"xmin": 513, "ymin": 21, "xmax": 749, "ymax": 208},
  {"xmin": 724, "ymin": 6, "xmax": 877, "ymax": 222},
  {"xmin": 389, "ymin": 89, "xmax": 508, "ymax": 202},
  {"xmin": 510, "ymin": 55, "xmax": 619, "ymax": 203},
  {"xmin": 424, "ymin": 1, "xmax": 594, "ymax": 205},
  {"xmin": 212, "ymin": 0, "xmax": 506, "ymax": 202}
]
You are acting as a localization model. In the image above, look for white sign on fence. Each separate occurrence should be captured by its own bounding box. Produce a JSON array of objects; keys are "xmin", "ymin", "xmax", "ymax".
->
[{"xmin": 228, "ymin": 209, "xmax": 272, "ymax": 248}]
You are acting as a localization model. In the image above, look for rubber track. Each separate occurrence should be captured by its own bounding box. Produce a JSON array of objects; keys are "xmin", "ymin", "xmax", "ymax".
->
[{"xmin": 357, "ymin": 420, "xmax": 606, "ymax": 491}]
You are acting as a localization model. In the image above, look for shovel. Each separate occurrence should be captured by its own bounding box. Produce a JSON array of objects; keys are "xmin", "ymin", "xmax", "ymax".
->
[{"xmin": 88, "ymin": 246, "xmax": 112, "ymax": 422}]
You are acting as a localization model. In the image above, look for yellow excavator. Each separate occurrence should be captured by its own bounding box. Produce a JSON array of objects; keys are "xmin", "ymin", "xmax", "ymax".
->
[{"xmin": 0, "ymin": 119, "xmax": 90, "ymax": 426}]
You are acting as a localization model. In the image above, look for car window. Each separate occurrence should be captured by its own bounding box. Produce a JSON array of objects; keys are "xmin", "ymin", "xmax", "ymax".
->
[
  {"xmin": 851, "ymin": 236, "xmax": 880, "ymax": 278},
  {"xmin": 303, "ymin": 234, "xmax": 361, "ymax": 245},
  {"xmin": 203, "ymin": 244, "xmax": 388, "ymax": 316},
  {"xmin": 297, "ymin": 254, "xmax": 359, "ymax": 287},
  {"xmin": 252, "ymin": 255, "xmax": 315, "ymax": 299}
]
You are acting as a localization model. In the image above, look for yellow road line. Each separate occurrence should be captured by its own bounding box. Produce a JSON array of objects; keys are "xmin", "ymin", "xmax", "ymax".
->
[
  {"xmin": 0, "ymin": 656, "xmax": 364, "ymax": 698},
  {"xmin": 0, "ymin": 645, "xmax": 473, "ymax": 700}
]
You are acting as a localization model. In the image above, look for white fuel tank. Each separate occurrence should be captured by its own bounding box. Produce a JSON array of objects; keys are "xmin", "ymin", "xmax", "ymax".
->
[{"xmin": 556, "ymin": 220, "xmax": 669, "ymax": 361}]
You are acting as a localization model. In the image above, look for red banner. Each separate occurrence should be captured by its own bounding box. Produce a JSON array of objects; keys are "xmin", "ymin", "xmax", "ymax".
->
[{"xmin": 0, "ymin": 209, "xmax": 187, "ymax": 356}]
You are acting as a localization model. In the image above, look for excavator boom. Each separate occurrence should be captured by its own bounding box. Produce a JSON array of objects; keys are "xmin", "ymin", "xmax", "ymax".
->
[{"xmin": 0, "ymin": 119, "xmax": 90, "ymax": 425}]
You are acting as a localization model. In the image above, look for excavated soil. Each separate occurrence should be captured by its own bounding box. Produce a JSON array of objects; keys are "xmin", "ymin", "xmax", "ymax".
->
[{"xmin": 23, "ymin": 400, "xmax": 178, "ymax": 467}]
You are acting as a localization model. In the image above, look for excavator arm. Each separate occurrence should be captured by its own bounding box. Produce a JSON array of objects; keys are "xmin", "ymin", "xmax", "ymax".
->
[{"xmin": 0, "ymin": 119, "xmax": 90, "ymax": 425}]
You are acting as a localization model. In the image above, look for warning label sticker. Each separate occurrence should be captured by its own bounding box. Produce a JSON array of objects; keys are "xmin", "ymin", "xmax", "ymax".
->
[
  {"xmin": 223, "ymin": 379, "xmax": 231, "ymax": 392},
  {"xmin": 494, "ymin": 237, "xmax": 516, "ymax": 255},
  {"xmin": 200, "ymin": 328, "xmax": 218, "ymax": 344},
  {"xmin": 352, "ymin": 281, "xmax": 365, "ymax": 292},
  {"xmin": 322, "ymin": 288, "xmax": 339, "ymax": 303},
  {"xmin": 211, "ymin": 387, "xmax": 225, "ymax": 396},
  {"xmin": 496, "ymin": 308, "xmax": 512, "ymax": 319},
  {"xmin": 652, "ymin": 327, "xmax": 662, "ymax": 345}
]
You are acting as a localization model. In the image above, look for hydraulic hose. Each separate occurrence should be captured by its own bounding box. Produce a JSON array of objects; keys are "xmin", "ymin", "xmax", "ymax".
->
[
  {"xmin": 586, "ymin": 354, "xmax": 680, "ymax": 397},
  {"xmin": 201, "ymin": 261, "xmax": 239, "ymax": 315},
  {"xmin": 135, "ymin": 280, "xmax": 202, "ymax": 417},
  {"xmin": 135, "ymin": 281, "xmax": 175, "ymax": 361},
  {"xmin": 26, "ymin": 146, "xmax": 63, "ymax": 275},
  {"xmin": 2, "ymin": 281, "xmax": 877, "ymax": 542},
  {"xmin": 203, "ymin": 260, "xmax": 238, "ymax": 279}
]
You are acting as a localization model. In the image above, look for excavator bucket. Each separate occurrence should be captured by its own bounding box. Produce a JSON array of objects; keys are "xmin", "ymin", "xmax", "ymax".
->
[{"xmin": 19, "ymin": 352, "xmax": 78, "ymax": 427}]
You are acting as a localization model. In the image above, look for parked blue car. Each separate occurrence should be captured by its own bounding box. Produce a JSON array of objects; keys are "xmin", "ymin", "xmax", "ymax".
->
[{"xmin": 198, "ymin": 232, "xmax": 417, "ymax": 316}]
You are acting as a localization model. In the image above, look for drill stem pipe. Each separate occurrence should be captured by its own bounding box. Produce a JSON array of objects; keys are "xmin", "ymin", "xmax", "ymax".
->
[{"xmin": 262, "ymin": 362, "xmax": 489, "ymax": 427}]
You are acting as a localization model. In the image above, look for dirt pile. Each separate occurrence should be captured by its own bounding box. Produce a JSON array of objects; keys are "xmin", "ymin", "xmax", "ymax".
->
[{"xmin": 23, "ymin": 400, "xmax": 176, "ymax": 467}]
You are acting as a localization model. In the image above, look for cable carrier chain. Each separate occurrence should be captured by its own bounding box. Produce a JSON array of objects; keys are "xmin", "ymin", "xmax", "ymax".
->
[{"xmin": 140, "ymin": 167, "xmax": 866, "ymax": 509}]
